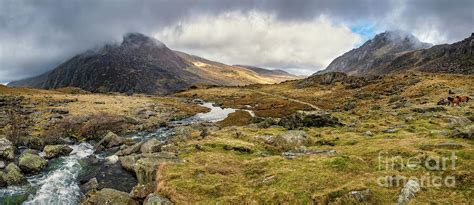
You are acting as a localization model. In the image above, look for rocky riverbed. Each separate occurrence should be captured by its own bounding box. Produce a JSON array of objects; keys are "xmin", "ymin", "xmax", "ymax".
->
[{"xmin": 0, "ymin": 99, "xmax": 236, "ymax": 205}]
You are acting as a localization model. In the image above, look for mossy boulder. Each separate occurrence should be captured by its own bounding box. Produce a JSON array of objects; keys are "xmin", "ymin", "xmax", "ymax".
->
[
  {"xmin": 81, "ymin": 188, "xmax": 138, "ymax": 205},
  {"xmin": 18, "ymin": 153, "xmax": 47, "ymax": 173},
  {"xmin": 43, "ymin": 145, "xmax": 73, "ymax": 159},
  {"xmin": 0, "ymin": 138, "xmax": 15, "ymax": 160},
  {"xmin": 134, "ymin": 153, "xmax": 180, "ymax": 185},
  {"xmin": 4, "ymin": 163, "xmax": 27, "ymax": 186}
]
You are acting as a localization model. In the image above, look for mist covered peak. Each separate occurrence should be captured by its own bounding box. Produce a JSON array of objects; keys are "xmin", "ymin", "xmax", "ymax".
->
[{"xmin": 122, "ymin": 32, "xmax": 166, "ymax": 49}]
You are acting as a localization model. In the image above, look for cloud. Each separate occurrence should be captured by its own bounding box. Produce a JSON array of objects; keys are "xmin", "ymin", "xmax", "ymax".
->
[
  {"xmin": 155, "ymin": 11, "xmax": 362, "ymax": 75},
  {"xmin": 0, "ymin": 0, "xmax": 472, "ymax": 83}
]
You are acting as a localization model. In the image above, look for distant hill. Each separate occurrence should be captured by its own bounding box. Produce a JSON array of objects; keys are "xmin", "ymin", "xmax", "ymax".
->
[{"xmin": 9, "ymin": 33, "xmax": 297, "ymax": 95}]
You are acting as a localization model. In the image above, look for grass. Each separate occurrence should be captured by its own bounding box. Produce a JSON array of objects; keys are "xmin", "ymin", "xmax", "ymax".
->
[{"xmin": 160, "ymin": 72, "xmax": 474, "ymax": 204}]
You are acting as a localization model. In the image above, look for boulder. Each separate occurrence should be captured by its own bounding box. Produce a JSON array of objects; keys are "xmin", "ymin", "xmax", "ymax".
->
[
  {"xmin": 81, "ymin": 188, "xmax": 138, "ymax": 205},
  {"xmin": 4, "ymin": 163, "xmax": 27, "ymax": 186},
  {"xmin": 18, "ymin": 153, "xmax": 47, "ymax": 173},
  {"xmin": 129, "ymin": 183, "xmax": 153, "ymax": 199},
  {"xmin": 140, "ymin": 139, "xmax": 162, "ymax": 154},
  {"xmin": 116, "ymin": 142, "xmax": 144, "ymax": 156},
  {"xmin": 43, "ymin": 145, "xmax": 73, "ymax": 159},
  {"xmin": 0, "ymin": 160, "xmax": 5, "ymax": 169},
  {"xmin": 134, "ymin": 153, "xmax": 179, "ymax": 185},
  {"xmin": 279, "ymin": 111, "xmax": 343, "ymax": 130},
  {"xmin": 96, "ymin": 132, "xmax": 125, "ymax": 149},
  {"xmin": 119, "ymin": 154, "xmax": 141, "ymax": 172},
  {"xmin": 0, "ymin": 138, "xmax": 15, "ymax": 160},
  {"xmin": 80, "ymin": 177, "xmax": 99, "ymax": 193},
  {"xmin": 105, "ymin": 155, "xmax": 119, "ymax": 164},
  {"xmin": 144, "ymin": 193, "xmax": 174, "ymax": 205},
  {"xmin": 397, "ymin": 179, "xmax": 420, "ymax": 205}
]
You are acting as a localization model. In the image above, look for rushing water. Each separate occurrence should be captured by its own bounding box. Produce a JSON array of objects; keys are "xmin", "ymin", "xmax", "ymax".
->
[{"xmin": 0, "ymin": 101, "xmax": 236, "ymax": 205}]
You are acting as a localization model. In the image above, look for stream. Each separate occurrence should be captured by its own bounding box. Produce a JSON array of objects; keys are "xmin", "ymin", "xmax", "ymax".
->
[{"xmin": 0, "ymin": 101, "xmax": 236, "ymax": 205}]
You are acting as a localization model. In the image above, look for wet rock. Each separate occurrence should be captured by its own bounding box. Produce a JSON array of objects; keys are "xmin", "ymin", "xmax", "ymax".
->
[
  {"xmin": 80, "ymin": 177, "xmax": 99, "ymax": 193},
  {"xmin": 81, "ymin": 188, "xmax": 139, "ymax": 205},
  {"xmin": 144, "ymin": 193, "xmax": 174, "ymax": 205},
  {"xmin": 411, "ymin": 107, "xmax": 446, "ymax": 113},
  {"xmin": 134, "ymin": 152, "xmax": 180, "ymax": 186},
  {"xmin": 4, "ymin": 163, "xmax": 27, "ymax": 186},
  {"xmin": 0, "ymin": 138, "xmax": 15, "ymax": 160},
  {"xmin": 116, "ymin": 142, "xmax": 144, "ymax": 156},
  {"xmin": 397, "ymin": 179, "xmax": 420, "ymax": 205},
  {"xmin": 140, "ymin": 139, "xmax": 162, "ymax": 154},
  {"xmin": 119, "ymin": 154, "xmax": 140, "ymax": 172},
  {"xmin": 43, "ymin": 145, "xmax": 73, "ymax": 159},
  {"xmin": 279, "ymin": 111, "xmax": 343, "ymax": 129},
  {"xmin": 129, "ymin": 183, "xmax": 153, "ymax": 199},
  {"xmin": 18, "ymin": 152, "xmax": 47, "ymax": 173},
  {"xmin": 96, "ymin": 131, "xmax": 125, "ymax": 149},
  {"xmin": 105, "ymin": 155, "xmax": 119, "ymax": 164}
]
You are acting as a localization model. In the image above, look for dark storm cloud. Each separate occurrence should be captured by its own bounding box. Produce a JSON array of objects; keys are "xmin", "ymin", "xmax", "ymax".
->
[{"xmin": 0, "ymin": 0, "xmax": 472, "ymax": 83}]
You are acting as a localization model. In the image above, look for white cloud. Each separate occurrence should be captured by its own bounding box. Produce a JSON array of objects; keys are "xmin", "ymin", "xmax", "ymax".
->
[{"xmin": 154, "ymin": 11, "xmax": 362, "ymax": 75}]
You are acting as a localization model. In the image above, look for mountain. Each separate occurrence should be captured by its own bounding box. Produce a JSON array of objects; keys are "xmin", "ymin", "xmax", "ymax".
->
[
  {"xmin": 9, "ymin": 33, "xmax": 297, "ymax": 94},
  {"xmin": 321, "ymin": 30, "xmax": 432, "ymax": 76},
  {"xmin": 232, "ymin": 65, "xmax": 299, "ymax": 81},
  {"xmin": 384, "ymin": 33, "xmax": 473, "ymax": 75}
]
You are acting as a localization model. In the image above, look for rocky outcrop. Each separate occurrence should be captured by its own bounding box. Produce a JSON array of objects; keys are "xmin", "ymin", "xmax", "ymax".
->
[
  {"xmin": 43, "ymin": 145, "xmax": 73, "ymax": 159},
  {"xmin": 279, "ymin": 111, "xmax": 343, "ymax": 129},
  {"xmin": 297, "ymin": 72, "xmax": 367, "ymax": 89},
  {"xmin": 81, "ymin": 188, "xmax": 139, "ymax": 205},
  {"xmin": 18, "ymin": 152, "xmax": 48, "ymax": 173}
]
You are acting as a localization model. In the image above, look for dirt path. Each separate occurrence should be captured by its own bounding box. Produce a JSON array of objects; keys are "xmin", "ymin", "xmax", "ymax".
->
[{"xmin": 244, "ymin": 89, "xmax": 321, "ymax": 110}]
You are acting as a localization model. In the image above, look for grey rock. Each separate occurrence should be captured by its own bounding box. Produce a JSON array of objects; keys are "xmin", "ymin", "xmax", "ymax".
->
[
  {"xmin": 397, "ymin": 179, "xmax": 420, "ymax": 205},
  {"xmin": 0, "ymin": 138, "xmax": 14, "ymax": 160},
  {"xmin": 140, "ymin": 139, "xmax": 162, "ymax": 154},
  {"xmin": 0, "ymin": 161, "xmax": 5, "ymax": 169},
  {"xmin": 448, "ymin": 88, "xmax": 464, "ymax": 94},
  {"xmin": 144, "ymin": 193, "xmax": 174, "ymax": 205},
  {"xmin": 116, "ymin": 142, "xmax": 144, "ymax": 156},
  {"xmin": 80, "ymin": 177, "xmax": 99, "ymax": 193},
  {"xmin": 96, "ymin": 131, "xmax": 126, "ymax": 149}
]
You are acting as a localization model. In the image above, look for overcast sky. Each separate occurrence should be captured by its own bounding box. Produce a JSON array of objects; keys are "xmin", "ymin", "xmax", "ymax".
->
[{"xmin": 0, "ymin": 0, "xmax": 473, "ymax": 83}]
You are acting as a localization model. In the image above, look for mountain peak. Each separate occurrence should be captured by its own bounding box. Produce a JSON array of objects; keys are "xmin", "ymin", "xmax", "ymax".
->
[
  {"xmin": 321, "ymin": 31, "xmax": 432, "ymax": 76},
  {"xmin": 122, "ymin": 32, "xmax": 166, "ymax": 49},
  {"xmin": 371, "ymin": 30, "xmax": 432, "ymax": 49}
]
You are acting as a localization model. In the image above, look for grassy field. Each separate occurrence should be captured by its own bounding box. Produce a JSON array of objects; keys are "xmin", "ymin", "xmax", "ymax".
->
[{"xmin": 162, "ymin": 72, "xmax": 474, "ymax": 204}]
